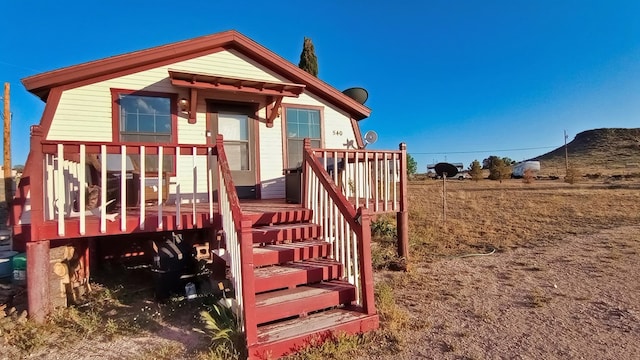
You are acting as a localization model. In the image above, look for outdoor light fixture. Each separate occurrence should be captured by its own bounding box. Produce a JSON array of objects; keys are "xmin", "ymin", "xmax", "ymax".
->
[{"xmin": 178, "ymin": 98, "xmax": 190, "ymax": 113}]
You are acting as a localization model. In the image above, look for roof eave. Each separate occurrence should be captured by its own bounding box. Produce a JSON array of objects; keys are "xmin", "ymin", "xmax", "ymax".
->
[{"xmin": 21, "ymin": 30, "xmax": 371, "ymax": 119}]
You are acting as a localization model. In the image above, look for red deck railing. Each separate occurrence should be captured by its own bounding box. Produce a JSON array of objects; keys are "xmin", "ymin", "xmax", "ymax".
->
[
  {"xmin": 304, "ymin": 141, "xmax": 409, "ymax": 259},
  {"xmin": 11, "ymin": 125, "xmax": 220, "ymax": 247}
]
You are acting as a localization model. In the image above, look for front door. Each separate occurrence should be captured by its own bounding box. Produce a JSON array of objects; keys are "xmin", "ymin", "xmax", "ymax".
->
[{"xmin": 208, "ymin": 102, "xmax": 258, "ymax": 199}]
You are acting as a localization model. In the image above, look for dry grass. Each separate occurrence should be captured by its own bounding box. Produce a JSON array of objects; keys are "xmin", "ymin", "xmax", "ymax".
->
[{"xmin": 402, "ymin": 178, "xmax": 640, "ymax": 261}]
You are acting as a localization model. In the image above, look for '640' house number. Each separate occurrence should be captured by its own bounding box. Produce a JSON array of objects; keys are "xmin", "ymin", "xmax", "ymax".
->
[{"xmin": 332, "ymin": 130, "xmax": 343, "ymax": 136}]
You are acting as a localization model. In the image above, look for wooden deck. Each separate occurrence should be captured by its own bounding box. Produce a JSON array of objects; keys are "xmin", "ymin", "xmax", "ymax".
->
[{"xmin": 15, "ymin": 197, "xmax": 397, "ymax": 246}]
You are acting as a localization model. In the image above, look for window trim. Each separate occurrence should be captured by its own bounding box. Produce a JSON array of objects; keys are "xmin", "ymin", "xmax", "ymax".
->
[
  {"xmin": 110, "ymin": 88, "xmax": 179, "ymax": 175},
  {"xmin": 281, "ymin": 104, "xmax": 324, "ymax": 169}
]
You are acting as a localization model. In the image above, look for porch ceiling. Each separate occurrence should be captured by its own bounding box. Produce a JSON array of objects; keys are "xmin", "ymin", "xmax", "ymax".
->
[{"xmin": 168, "ymin": 69, "xmax": 306, "ymax": 97}]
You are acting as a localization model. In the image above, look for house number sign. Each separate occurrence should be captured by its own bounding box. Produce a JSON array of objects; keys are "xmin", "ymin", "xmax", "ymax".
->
[{"xmin": 332, "ymin": 130, "xmax": 343, "ymax": 136}]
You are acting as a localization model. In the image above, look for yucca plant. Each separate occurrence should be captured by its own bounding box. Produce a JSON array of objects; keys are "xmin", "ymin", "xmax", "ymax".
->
[{"xmin": 195, "ymin": 302, "xmax": 245, "ymax": 359}]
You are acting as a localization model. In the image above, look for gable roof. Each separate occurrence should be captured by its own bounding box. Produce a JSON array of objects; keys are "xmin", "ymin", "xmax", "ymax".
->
[{"xmin": 21, "ymin": 30, "xmax": 370, "ymax": 120}]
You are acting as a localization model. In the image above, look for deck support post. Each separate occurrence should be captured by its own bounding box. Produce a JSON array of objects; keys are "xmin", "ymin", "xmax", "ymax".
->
[
  {"xmin": 27, "ymin": 240, "xmax": 51, "ymax": 323},
  {"xmin": 357, "ymin": 207, "xmax": 376, "ymax": 315},
  {"xmin": 240, "ymin": 217, "xmax": 258, "ymax": 348},
  {"xmin": 396, "ymin": 142, "xmax": 409, "ymax": 262}
]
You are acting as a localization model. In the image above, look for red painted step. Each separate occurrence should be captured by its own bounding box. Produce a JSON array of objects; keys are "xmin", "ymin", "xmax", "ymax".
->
[
  {"xmin": 245, "ymin": 208, "xmax": 313, "ymax": 227},
  {"xmin": 250, "ymin": 309, "xmax": 379, "ymax": 360},
  {"xmin": 253, "ymin": 259, "xmax": 343, "ymax": 293},
  {"xmin": 254, "ymin": 280, "xmax": 356, "ymax": 325},
  {"xmin": 251, "ymin": 223, "xmax": 321, "ymax": 244},
  {"xmin": 253, "ymin": 240, "xmax": 330, "ymax": 267}
]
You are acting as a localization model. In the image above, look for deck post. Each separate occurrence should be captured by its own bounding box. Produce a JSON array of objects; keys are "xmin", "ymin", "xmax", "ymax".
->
[
  {"xmin": 27, "ymin": 240, "xmax": 50, "ymax": 323},
  {"xmin": 29, "ymin": 126, "xmax": 45, "ymax": 242},
  {"xmin": 357, "ymin": 207, "xmax": 376, "ymax": 315},
  {"xmin": 396, "ymin": 143, "xmax": 409, "ymax": 262},
  {"xmin": 302, "ymin": 138, "xmax": 311, "ymax": 206},
  {"xmin": 239, "ymin": 217, "xmax": 258, "ymax": 347}
]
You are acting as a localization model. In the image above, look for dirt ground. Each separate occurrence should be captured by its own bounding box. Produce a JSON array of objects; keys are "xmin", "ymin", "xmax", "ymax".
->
[
  {"xmin": 2, "ymin": 180, "xmax": 639, "ymax": 359},
  {"xmin": 370, "ymin": 225, "xmax": 640, "ymax": 360},
  {"xmin": 5, "ymin": 224, "xmax": 636, "ymax": 360}
]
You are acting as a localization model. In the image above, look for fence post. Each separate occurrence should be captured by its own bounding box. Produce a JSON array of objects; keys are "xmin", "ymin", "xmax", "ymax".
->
[{"xmin": 396, "ymin": 143, "xmax": 409, "ymax": 262}]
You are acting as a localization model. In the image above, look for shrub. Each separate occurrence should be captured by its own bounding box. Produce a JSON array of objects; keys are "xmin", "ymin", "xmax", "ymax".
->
[
  {"xmin": 522, "ymin": 169, "xmax": 535, "ymax": 184},
  {"xmin": 564, "ymin": 167, "xmax": 582, "ymax": 184}
]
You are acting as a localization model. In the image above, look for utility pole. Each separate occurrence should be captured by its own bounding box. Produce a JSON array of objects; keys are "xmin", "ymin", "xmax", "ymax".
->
[
  {"xmin": 3, "ymin": 82, "xmax": 11, "ymax": 205},
  {"xmin": 564, "ymin": 130, "xmax": 569, "ymax": 174}
]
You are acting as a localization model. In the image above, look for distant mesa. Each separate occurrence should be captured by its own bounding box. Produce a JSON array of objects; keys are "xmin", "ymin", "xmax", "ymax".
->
[
  {"xmin": 530, "ymin": 128, "xmax": 640, "ymax": 177},
  {"xmin": 342, "ymin": 87, "xmax": 368, "ymax": 105}
]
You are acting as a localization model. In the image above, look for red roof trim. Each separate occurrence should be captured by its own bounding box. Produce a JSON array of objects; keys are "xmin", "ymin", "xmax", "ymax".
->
[{"xmin": 21, "ymin": 30, "xmax": 370, "ymax": 120}]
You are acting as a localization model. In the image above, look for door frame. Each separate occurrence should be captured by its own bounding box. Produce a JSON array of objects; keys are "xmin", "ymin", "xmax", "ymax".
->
[{"xmin": 206, "ymin": 100, "xmax": 261, "ymax": 199}]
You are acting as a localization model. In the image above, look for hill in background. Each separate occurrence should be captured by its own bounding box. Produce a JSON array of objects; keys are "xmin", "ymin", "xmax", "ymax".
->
[{"xmin": 532, "ymin": 128, "xmax": 640, "ymax": 176}]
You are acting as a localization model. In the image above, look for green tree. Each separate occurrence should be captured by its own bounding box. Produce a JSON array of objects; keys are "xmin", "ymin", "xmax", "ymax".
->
[
  {"xmin": 502, "ymin": 157, "xmax": 516, "ymax": 166},
  {"xmin": 482, "ymin": 155, "xmax": 514, "ymax": 182},
  {"xmin": 298, "ymin": 37, "xmax": 318, "ymax": 77},
  {"xmin": 407, "ymin": 154, "xmax": 417, "ymax": 178},
  {"xmin": 469, "ymin": 160, "xmax": 483, "ymax": 181}
]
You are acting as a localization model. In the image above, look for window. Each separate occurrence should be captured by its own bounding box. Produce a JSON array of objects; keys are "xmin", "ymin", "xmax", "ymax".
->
[
  {"xmin": 219, "ymin": 112, "xmax": 250, "ymax": 171},
  {"xmin": 119, "ymin": 94, "xmax": 172, "ymax": 143},
  {"xmin": 114, "ymin": 91, "xmax": 176, "ymax": 173},
  {"xmin": 285, "ymin": 107, "xmax": 321, "ymax": 168}
]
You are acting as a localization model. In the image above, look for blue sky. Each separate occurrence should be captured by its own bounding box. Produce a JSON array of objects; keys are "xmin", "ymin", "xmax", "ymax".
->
[{"xmin": 2, "ymin": 0, "xmax": 639, "ymax": 171}]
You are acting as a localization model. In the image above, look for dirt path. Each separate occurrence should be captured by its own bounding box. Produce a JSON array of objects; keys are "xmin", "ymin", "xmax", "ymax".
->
[{"xmin": 370, "ymin": 225, "xmax": 640, "ymax": 359}]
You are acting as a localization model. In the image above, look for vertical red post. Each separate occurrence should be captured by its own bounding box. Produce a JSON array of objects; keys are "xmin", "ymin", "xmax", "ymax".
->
[
  {"xmin": 26, "ymin": 125, "xmax": 51, "ymax": 321},
  {"xmin": 357, "ymin": 207, "xmax": 376, "ymax": 315},
  {"xmin": 396, "ymin": 143, "xmax": 409, "ymax": 261},
  {"xmin": 239, "ymin": 217, "xmax": 258, "ymax": 347},
  {"xmin": 27, "ymin": 240, "xmax": 50, "ymax": 323},
  {"xmin": 29, "ymin": 126, "xmax": 45, "ymax": 242}
]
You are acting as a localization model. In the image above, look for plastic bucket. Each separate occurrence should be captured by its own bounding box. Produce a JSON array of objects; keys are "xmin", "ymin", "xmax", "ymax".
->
[
  {"xmin": 12, "ymin": 252, "xmax": 27, "ymax": 286},
  {"xmin": 0, "ymin": 251, "xmax": 18, "ymax": 279}
]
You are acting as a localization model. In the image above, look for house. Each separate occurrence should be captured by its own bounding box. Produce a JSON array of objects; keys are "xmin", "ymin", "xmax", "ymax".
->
[{"xmin": 12, "ymin": 30, "xmax": 408, "ymax": 359}]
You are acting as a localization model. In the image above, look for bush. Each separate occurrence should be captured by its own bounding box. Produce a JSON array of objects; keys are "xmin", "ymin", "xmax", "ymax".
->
[
  {"xmin": 522, "ymin": 169, "xmax": 535, "ymax": 184},
  {"xmin": 564, "ymin": 167, "xmax": 582, "ymax": 184}
]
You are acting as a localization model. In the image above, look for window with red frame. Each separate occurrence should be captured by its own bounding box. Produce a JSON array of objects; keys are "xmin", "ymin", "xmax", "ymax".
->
[{"xmin": 117, "ymin": 93, "xmax": 174, "ymax": 173}]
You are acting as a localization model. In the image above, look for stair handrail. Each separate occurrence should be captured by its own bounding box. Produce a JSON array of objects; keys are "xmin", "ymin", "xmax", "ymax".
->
[
  {"xmin": 302, "ymin": 139, "xmax": 376, "ymax": 315},
  {"xmin": 213, "ymin": 134, "xmax": 258, "ymax": 347}
]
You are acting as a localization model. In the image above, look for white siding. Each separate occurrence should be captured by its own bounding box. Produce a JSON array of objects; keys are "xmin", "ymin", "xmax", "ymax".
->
[
  {"xmin": 285, "ymin": 92, "xmax": 357, "ymax": 149},
  {"xmin": 49, "ymin": 49, "xmax": 286, "ymax": 143},
  {"xmin": 47, "ymin": 48, "xmax": 360, "ymax": 201},
  {"xmin": 259, "ymin": 92, "xmax": 357, "ymax": 199},
  {"xmin": 258, "ymin": 114, "xmax": 285, "ymax": 199}
]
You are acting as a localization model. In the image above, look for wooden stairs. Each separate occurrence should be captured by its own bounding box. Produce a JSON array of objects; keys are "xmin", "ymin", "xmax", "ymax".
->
[{"xmin": 244, "ymin": 207, "xmax": 379, "ymax": 359}]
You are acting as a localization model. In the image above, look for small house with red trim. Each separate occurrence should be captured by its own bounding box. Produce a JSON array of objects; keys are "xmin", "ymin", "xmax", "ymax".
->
[{"xmin": 13, "ymin": 30, "xmax": 408, "ymax": 359}]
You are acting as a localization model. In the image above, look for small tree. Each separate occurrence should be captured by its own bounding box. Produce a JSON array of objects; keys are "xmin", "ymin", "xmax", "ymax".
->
[
  {"xmin": 483, "ymin": 155, "xmax": 513, "ymax": 183},
  {"xmin": 298, "ymin": 37, "xmax": 318, "ymax": 77},
  {"xmin": 488, "ymin": 158, "xmax": 511, "ymax": 182},
  {"xmin": 407, "ymin": 154, "xmax": 417, "ymax": 179},
  {"xmin": 469, "ymin": 160, "xmax": 483, "ymax": 181}
]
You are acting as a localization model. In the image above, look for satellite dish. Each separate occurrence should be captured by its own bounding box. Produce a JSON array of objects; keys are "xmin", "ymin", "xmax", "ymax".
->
[
  {"xmin": 363, "ymin": 130, "xmax": 378, "ymax": 148},
  {"xmin": 342, "ymin": 87, "xmax": 369, "ymax": 105},
  {"xmin": 434, "ymin": 162, "xmax": 458, "ymax": 178}
]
